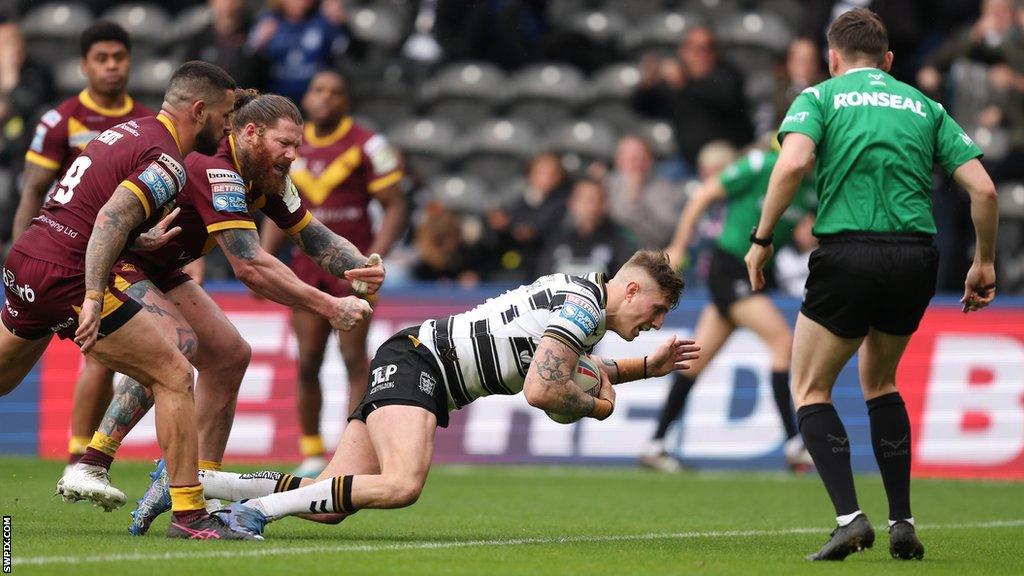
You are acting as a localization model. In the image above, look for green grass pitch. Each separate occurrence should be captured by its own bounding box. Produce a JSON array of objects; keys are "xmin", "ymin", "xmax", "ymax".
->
[{"xmin": 2, "ymin": 457, "xmax": 1022, "ymax": 575}]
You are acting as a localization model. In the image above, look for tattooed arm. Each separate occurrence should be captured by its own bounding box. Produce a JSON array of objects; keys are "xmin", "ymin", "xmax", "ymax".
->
[
  {"xmin": 216, "ymin": 227, "xmax": 370, "ymax": 331},
  {"xmin": 11, "ymin": 162, "xmax": 58, "ymax": 241},
  {"xmin": 288, "ymin": 217, "xmax": 385, "ymax": 294},
  {"xmin": 522, "ymin": 336, "xmax": 599, "ymax": 420},
  {"xmin": 589, "ymin": 336, "xmax": 700, "ymax": 384},
  {"xmin": 75, "ymin": 188, "xmax": 149, "ymax": 351}
]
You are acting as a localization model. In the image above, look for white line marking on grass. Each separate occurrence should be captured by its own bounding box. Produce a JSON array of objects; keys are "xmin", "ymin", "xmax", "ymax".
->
[{"xmin": 15, "ymin": 519, "xmax": 1024, "ymax": 566}]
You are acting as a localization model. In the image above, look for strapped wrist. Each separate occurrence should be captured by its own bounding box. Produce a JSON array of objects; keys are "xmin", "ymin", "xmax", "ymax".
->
[
  {"xmin": 84, "ymin": 290, "xmax": 104, "ymax": 305},
  {"xmin": 588, "ymin": 398, "xmax": 614, "ymax": 420}
]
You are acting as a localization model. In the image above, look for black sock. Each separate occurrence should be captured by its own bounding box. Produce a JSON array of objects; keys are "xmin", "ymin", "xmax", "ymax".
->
[
  {"xmin": 771, "ymin": 371, "xmax": 798, "ymax": 439},
  {"xmin": 867, "ymin": 392, "xmax": 913, "ymax": 521},
  {"xmin": 797, "ymin": 403, "xmax": 860, "ymax": 517},
  {"xmin": 652, "ymin": 373, "xmax": 696, "ymax": 441}
]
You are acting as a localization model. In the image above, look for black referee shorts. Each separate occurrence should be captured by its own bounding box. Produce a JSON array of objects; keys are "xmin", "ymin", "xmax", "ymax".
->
[
  {"xmin": 349, "ymin": 326, "xmax": 451, "ymax": 428},
  {"xmin": 707, "ymin": 246, "xmax": 774, "ymax": 321},
  {"xmin": 801, "ymin": 233, "xmax": 938, "ymax": 339}
]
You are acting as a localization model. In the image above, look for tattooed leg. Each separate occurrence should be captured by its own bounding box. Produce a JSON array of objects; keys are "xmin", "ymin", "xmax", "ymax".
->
[{"xmin": 93, "ymin": 279, "xmax": 198, "ymax": 444}]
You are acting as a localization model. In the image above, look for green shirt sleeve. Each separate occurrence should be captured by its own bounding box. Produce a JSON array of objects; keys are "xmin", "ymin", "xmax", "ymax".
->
[
  {"xmin": 933, "ymin": 102, "xmax": 984, "ymax": 174},
  {"xmin": 719, "ymin": 153, "xmax": 760, "ymax": 199},
  {"xmin": 777, "ymin": 87, "xmax": 824, "ymax": 144}
]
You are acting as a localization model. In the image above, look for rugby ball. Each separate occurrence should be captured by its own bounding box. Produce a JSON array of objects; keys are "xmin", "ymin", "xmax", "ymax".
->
[{"xmin": 545, "ymin": 355, "xmax": 602, "ymax": 424}]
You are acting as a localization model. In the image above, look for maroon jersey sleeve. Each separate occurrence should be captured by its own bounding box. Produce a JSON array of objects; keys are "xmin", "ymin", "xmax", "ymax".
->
[
  {"xmin": 25, "ymin": 103, "xmax": 72, "ymax": 171},
  {"xmin": 118, "ymin": 118, "xmax": 188, "ymax": 219},
  {"xmin": 260, "ymin": 180, "xmax": 313, "ymax": 234},
  {"xmin": 361, "ymin": 132, "xmax": 403, "ymax": 194},
  {"xmin": 190, "ymin": 157, "xmax": 259, "ymax": 234}
]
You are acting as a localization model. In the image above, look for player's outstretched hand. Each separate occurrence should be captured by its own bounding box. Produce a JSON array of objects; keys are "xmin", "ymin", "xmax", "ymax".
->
[
  {"xmin": 647, "ymin": 335, "xmax": 701, "ymax": 376},
  {"xmin": 744, "ymin": 243, "xmax": 773, "ymax": 291},
  {"xmin": 346, "ymin": 253, "xmax": 385, "ymax": 295},
  {"xmin": 962, "ymin": 260, "xmax": 996, "ymax": 313},
  {"xmin": 329, "ymin": 296, "xmax": 372, "ymax": 332},
  {"xmin": 131, "ymin": 207, "xmax": 182, "ymax": 251},
  {"xmin": 74, "ymin": 298, "xmax": 102, "ymax": 353}
]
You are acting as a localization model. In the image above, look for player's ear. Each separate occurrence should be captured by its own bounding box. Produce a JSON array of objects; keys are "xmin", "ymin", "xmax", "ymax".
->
[
  {"xmin": 881, "ymin": 51, "xmax": 894, "ymax": 73},
  {"xmin": 827, "ymin": 48, "xmax": 839, "ymax": 77},
  {"xmin": 191, "ymin": 99, "xmax": 207, "ymax": 125}
]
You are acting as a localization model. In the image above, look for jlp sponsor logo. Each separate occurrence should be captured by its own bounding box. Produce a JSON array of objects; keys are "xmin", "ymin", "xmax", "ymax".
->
[{"xmin": 370, "ymin": 364, "xmax": 398, "ymax": 394}]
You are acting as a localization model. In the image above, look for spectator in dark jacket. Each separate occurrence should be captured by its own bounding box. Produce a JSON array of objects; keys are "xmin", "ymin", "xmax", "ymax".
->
[
  {"xmin": 633, "ymin": 27, "xmax": 753, "ymax": 171},
  {"xmin": 537, "ymin": 178, "xmax": 636, "ymax": 278},
  {"xmin": 184, "ymin": 0, "xmax": 268, "ymax": 90}
]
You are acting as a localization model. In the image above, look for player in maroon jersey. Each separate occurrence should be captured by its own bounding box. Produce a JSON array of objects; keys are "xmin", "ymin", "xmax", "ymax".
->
[
  {"xmin": 10, "ymin": 22, "xmax": 155, "ymax": 467},
  {"xmin": 0, "ymin": 61, "xmax": 254, "ymax": 539},
  {"xmin": 48, "ymin": 92, "xmax": 383, "ymax": 535},
  {"xmin": 260, "ymin": 70, "xmax": 406, "ymax": 476}
]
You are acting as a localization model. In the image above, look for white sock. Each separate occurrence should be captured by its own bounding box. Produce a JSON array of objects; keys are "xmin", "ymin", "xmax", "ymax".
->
[
  {"xmin": 888, "ymin": 517, "xmax": 914, "ymax": 527},
  {"xmin": 199, "ymin": 470, "xmax": 286, "ymax": 501},
  {"xmin": 247, "ymin": 476, "xmax": 339, "ymax": 520},
  {"xmin": 836, "ymin": 510, "xmax": 863, "ymax": 527}
]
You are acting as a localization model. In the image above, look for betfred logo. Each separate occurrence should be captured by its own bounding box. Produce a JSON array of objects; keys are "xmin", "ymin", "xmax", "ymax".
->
[{"xmin": 899, "ymin": 309, "xmax": 1024, "ymax": 479}]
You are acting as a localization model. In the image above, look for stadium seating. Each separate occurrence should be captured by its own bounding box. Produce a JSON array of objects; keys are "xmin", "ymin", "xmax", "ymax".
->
[
  {"xmin": 583, "ymin": 62, "xmax": 642, "ymax": 130},
  {"xmin": 997, "ymin": 182, "xmax": 1024, "ymax": 293},
  {"xmin": 505, "ymin": 63, "xmax": 588, "ymax": 128},
  {"xmin": 163, "ymin": 3, "xmax": 212, "ymax": 59},
  {"xmin": 127, "ymin": 56, "xmax": 180, "ymax": 110},
  {"xmin": 20, "ymin": 2, "xmax": 94, "ymax": 67},
  {"xmin": 544, "ymin": 118, "xmax": 618, "ymax": 174},
  {"xmin": 457, "ymin": 118, "xmax": 538, "ymax": 186},
  {"xmin": 420, "ymin": 61, "xmax": 506, "ymax": 131},
  {"xmin": 716, "ymin": 9, "xmax": 793, "ymax": 77},
  {"xmin": 633, "ymin": 119, "xmax": 679, "ymax": 159},
  {"xmin": 621, "ymin": 10, "xmax": 707, "ymax": 57},
  {"xmin": 386, "ymin": 116, "xmax": 460, "ymax": 181},
  {"xmin": 52, "ymin": 56, "xmax": 88, "ymax": 97},
  {"xmin": 427, "ymin": 173, "xmax": 490, "ymax": 214},
  {"xmin": 100, "ymin": 3, "xmax": 171, "ymax": 60}
]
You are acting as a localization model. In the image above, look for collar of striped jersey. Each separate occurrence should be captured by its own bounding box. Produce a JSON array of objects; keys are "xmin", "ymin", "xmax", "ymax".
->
[
  {"xmin": 593, "ymin": 272, "xmax": 608, "ymax": 308},
  {"xmin": 304, "ymin": 117, "xmax": 352, "ymax": 148},
  {"xmin": 156, "ymin": 113, "xmax": 183, "ymax": 156},
  {"xmin": 78, "ymin": 89, "xmax": 134, "ymax": 117}
]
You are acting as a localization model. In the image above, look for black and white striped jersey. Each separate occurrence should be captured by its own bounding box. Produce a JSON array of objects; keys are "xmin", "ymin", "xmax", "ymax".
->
[{"xmin": 416, "ymin": 273, "xmax": 608, "ymax": 410}]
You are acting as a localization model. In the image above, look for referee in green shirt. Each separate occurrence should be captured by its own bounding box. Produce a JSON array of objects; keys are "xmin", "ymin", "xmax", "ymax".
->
[{"xmin": 745, "ymin": 8, "xmax": 998, "ymax": 562}]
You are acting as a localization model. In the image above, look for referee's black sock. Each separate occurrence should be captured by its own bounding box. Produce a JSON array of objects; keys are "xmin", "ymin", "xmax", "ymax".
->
[
  {"xmin": 652, "ymin": 373, "xmax": 696, "ymax": 442},
  {"xmin": 867, "ymin": 392, "xmax": 913, "ymax": 522},
  {"xmin": 797, "ymin": 403, "xmax": 860, "ymax": 517},
  {"xmin": 770, "ymin": 371, "xmax": 798, "ymax": 439}
]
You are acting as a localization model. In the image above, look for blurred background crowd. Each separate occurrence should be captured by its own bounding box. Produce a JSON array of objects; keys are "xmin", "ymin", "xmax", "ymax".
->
[{"xmin": 1, "ymin": 0, "xmax": 1023, "ymax": 294}]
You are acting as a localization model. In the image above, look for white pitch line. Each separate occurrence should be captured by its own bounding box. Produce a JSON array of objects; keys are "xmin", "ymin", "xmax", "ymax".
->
[{"xmin": 14, "ymin": 519, "xmax": 1024, "ymax": 567}]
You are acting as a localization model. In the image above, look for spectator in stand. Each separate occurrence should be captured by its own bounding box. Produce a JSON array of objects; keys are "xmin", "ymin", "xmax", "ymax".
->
[
  {"xmin": 247, "ymin": 0, "xmax": 358, "ymax": 102},
  {"xmin": 980, "ymin": 1, "xmax": 1024, "ymax": 183},
  {"xmin": 755, "ymin": 37, "xmax": 827, "ymax": 138},
  {"xmin": 604, "ymin": 135, "xmax": 686, "ymax": 250},
  {"xmin": 184, "ymin": 0, "xmax": 267, "ymax": 90},
  {"xmin": 632, "ymin": 27, "xmax": 752, "ymax": 172},
  {"xmin": 433, "ymin": 0, "xmax": 548, "ymax": 70},
  {"xmin": 917, "ymin": 0, "xmax": 1015, "ymax": 98},
  {"xmin": 537, "ymin": 178, "xmax": 636, "ymax": 278},
  {"xmin": 411, "ymin": 203, "xmax": 484, "ymax": 287},
  {"xmin": 0, "ymin": 22, "xmax": 54, "ymax": 248},
  {"xmin": 486, "ymin": 151, "xmax": 571, "ymax": 280}
]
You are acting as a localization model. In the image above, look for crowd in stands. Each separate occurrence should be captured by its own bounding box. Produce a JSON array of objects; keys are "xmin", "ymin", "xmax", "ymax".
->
[{"xmin": 1, "ymin": 0, "xmax": 1023, "ymax": 294}]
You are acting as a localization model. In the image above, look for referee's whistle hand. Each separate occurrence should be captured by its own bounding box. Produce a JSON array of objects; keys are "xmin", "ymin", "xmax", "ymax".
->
[
  {"xmin": 961, "ymin": 262, "xmax": 997, "ymax": 313},
  {"xmin": 744, "ymin": 244, "xmax": 772, "ymax": 291}
]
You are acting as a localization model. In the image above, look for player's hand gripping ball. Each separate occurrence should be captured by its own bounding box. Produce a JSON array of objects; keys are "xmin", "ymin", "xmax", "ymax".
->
[{"xmin": 546, "ymin": 355, "xmax": 602, "ymax": 424}]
